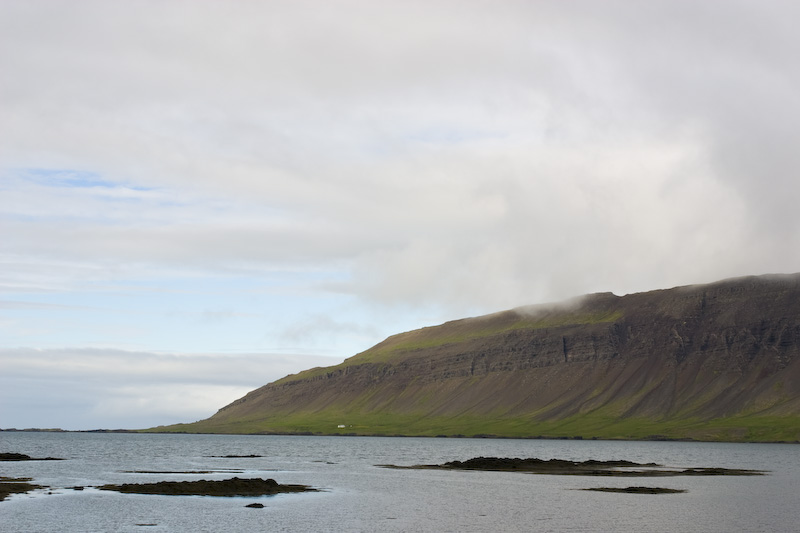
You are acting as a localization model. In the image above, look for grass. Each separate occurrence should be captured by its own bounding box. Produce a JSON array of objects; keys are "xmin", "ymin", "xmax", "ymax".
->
[
  {"xmin": 149, "ymin": 410, "xmax": 800, "ymax": 443},
  {"xmin": 276, "ymin": 309, "xmax": 625, "ymax": 383},
  {"xmin": 145, "ymin": 301, "xmax": 800, "ymax": 443},
  {"xmin": 356, "ymin": 310, "xmax": 624, "ymax": 364}
]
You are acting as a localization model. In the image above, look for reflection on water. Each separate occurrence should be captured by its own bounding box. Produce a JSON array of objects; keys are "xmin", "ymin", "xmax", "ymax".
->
[{"xmin": 0, "ymin": 432, "xmax": 798, "ymax": 532}]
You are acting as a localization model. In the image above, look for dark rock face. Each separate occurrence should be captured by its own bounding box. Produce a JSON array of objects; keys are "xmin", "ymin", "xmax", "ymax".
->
[{"xmin": 198, "ymin": 273, "xmax": 800, "ymax": 437}]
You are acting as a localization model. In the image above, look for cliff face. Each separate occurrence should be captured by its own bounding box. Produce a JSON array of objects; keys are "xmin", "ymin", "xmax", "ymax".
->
[{"xmin": 167, "ymin": 274, "xmax": 800, "ymax": 441}]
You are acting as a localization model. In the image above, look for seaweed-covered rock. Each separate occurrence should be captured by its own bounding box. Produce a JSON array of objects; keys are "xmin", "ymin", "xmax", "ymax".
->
[
  {"xmin": 0, "ymin": 477, "xmax": 43, "ymax": 501},
  {"xmin": 583, "ymin": 486, "xmax": 686, "ymax": 494},
  {"xmin": 0, "ymin": 452, "xmax": 63, "ymax": 461},
  {"xmin": 443, "ymin": 457, "xmax": 652, "ymax": 471},
  {"xmin": 98, "ymin": 477, "xmax": 316, "ymax": 496},
  {"xmin": 382, "ymin": 456, "xmax": 766, "ymax": 477}
]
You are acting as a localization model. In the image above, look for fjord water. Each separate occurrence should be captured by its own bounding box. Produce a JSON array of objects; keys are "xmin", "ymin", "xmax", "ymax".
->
[{"xmin": 1, "ymin": 433, "xmax": 798, "ymax": 532}]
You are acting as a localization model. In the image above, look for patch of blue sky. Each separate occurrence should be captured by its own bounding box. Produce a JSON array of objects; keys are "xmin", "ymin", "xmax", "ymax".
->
[
  {"xmin": 16, "ymin": 167, "xmax": 155, "ymax": 192},
  {"xmin": 2, "ymin": 263, "xmax": 424, "ymax": 358},
  {"xmin": 1, "ymin": 168, "xmax": 197, "ymax": 225},
  {"xmin": 1, "ymin": 271, "xmax": 365, "ymax": 354}
]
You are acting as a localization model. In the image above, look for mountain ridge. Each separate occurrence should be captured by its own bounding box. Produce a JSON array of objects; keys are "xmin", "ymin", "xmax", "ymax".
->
[{"xmin": 151, "ymin": 273, "xmax": 800, "ymax": 442}]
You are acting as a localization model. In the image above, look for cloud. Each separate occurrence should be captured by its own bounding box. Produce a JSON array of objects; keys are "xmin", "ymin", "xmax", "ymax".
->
[
  {"xmin": 1, "ymin": 1, "xmax": 799, "ymax": 428},
  {"xmin": 3, "ymin": 2, "xmax": 795, "ymax": 302},
  {"xmin": 278, "ymin": 313, "xmax": 382, "ymax": 349},
  {"xmin": 0, "ymin": 347, "xmax": 341, "ymax": 430}
]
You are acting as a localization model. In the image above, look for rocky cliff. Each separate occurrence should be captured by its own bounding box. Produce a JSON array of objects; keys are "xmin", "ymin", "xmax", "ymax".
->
[{"xmin": 159, "ymin": 274, "xmax": 800, "ymax": 441}]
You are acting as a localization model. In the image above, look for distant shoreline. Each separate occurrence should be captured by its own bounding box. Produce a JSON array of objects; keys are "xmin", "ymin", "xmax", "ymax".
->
[
  {"xmin": 0, "ymin": 428, "xmax": 137, "ymax": 433},
  {"xmin": 4, "ymin": 427, "xmax": 796, "ymax": 444}
]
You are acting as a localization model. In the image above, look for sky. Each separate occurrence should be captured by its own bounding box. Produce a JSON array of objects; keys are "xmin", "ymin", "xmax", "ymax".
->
[{"xmin": 2, "ymin": 1, "xmax": 799, "ymax": 430}]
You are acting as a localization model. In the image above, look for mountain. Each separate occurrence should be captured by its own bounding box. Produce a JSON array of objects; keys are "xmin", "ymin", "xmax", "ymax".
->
[{"xmin": 154, "ymin": 274, "xmax": 800, "ymax": 442}]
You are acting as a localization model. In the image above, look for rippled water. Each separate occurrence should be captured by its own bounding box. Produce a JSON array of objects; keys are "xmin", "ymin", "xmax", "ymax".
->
[{"xmin": 1, "ymin": 432, "xmax": 798, "ymax": 532}]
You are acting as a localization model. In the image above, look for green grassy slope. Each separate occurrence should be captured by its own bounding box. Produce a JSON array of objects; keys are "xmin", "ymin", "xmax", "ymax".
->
[{"xmin": 148, "ymin": 275, "xmax": 800, "ymax": 442}]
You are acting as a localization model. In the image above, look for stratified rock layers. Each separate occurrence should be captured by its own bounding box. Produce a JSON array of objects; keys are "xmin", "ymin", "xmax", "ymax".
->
[{"xmin": 169, "ymin": 274, "xmax": 800, "ymax": 441}]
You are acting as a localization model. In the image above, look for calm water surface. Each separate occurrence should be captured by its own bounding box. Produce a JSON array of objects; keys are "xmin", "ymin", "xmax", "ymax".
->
[{"xmin": 1, "ymin": 432, "xmax": 798, "ymax": 532}]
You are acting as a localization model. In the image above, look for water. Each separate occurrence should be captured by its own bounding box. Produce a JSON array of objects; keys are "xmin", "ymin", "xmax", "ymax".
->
[{"xmin": 1, "ymin": 432, "xmax": 798, "ymax": 532}]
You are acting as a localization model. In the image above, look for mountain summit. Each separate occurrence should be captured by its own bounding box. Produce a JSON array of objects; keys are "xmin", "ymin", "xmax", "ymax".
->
[{"xmin": 156, "ymin": 274, "xmax": 800, "ymax": 442}]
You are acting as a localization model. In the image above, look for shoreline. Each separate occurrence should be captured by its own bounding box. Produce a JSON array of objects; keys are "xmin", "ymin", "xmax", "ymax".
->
[{"xmin": 4, "ymin": 428, "xmax": 797, "ymax": 444}]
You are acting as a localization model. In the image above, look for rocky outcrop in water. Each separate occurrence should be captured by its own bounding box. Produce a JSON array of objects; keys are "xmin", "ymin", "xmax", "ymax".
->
[
  {"xmin": 381, "ymin": 456, "xmax": 765, "ymax": 476},
  {"xmin": 0, "ymin": 453, "xmax": 63, "ymax": 461},
  {"xmin": 583, "ymin": 487, "xmax": 686, "ymax": 494},
  {"xmin": 98, "ymin": 477, "xmax": 316, "ymax": 496},
  {"xmin": 0, "ymin": 477, "xmax": 42, "ymax": 501}
]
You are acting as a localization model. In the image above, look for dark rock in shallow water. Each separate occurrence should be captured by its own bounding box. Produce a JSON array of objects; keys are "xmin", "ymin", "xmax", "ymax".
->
[
  {"xmin": 0, "ymin": 452, "xmax": 63, "ymax": 461},
  {"xmin": 245, "ymin": 502, "xmax": 265, "ymax": 508},
  {"xmin": 583, "ymin": 486, "xmax": 686, "ymax": 494},
  {"xmin": 0, "ymin": 453, "xmax": 31, "ymax": 461},
  {"xmin": 98, "ymin": 477, "xmax": 317, "ymax": 496},
  {"xmin": 121, "ymin": 470, "xmax": 237, "ymax": 474},
  {"xmin": 380, "ymin": 456, "xmax": 766, "ymax": 477},
  {"xmin": 207, "ymin": 454, "xmax": 263, "ymax": 458},
  {"xmin": 443, "ymin": 457, "xmax": 656, "ymax": 471},
  {"xmin": 0, "ymin": 477, "xmax": 43, "ymax": 501}
]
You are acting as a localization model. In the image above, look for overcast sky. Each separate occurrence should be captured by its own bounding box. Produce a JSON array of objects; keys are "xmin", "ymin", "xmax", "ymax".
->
[{"xmin": 2, "ymin": 1, "xmax": 799, "ymax": 430}]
